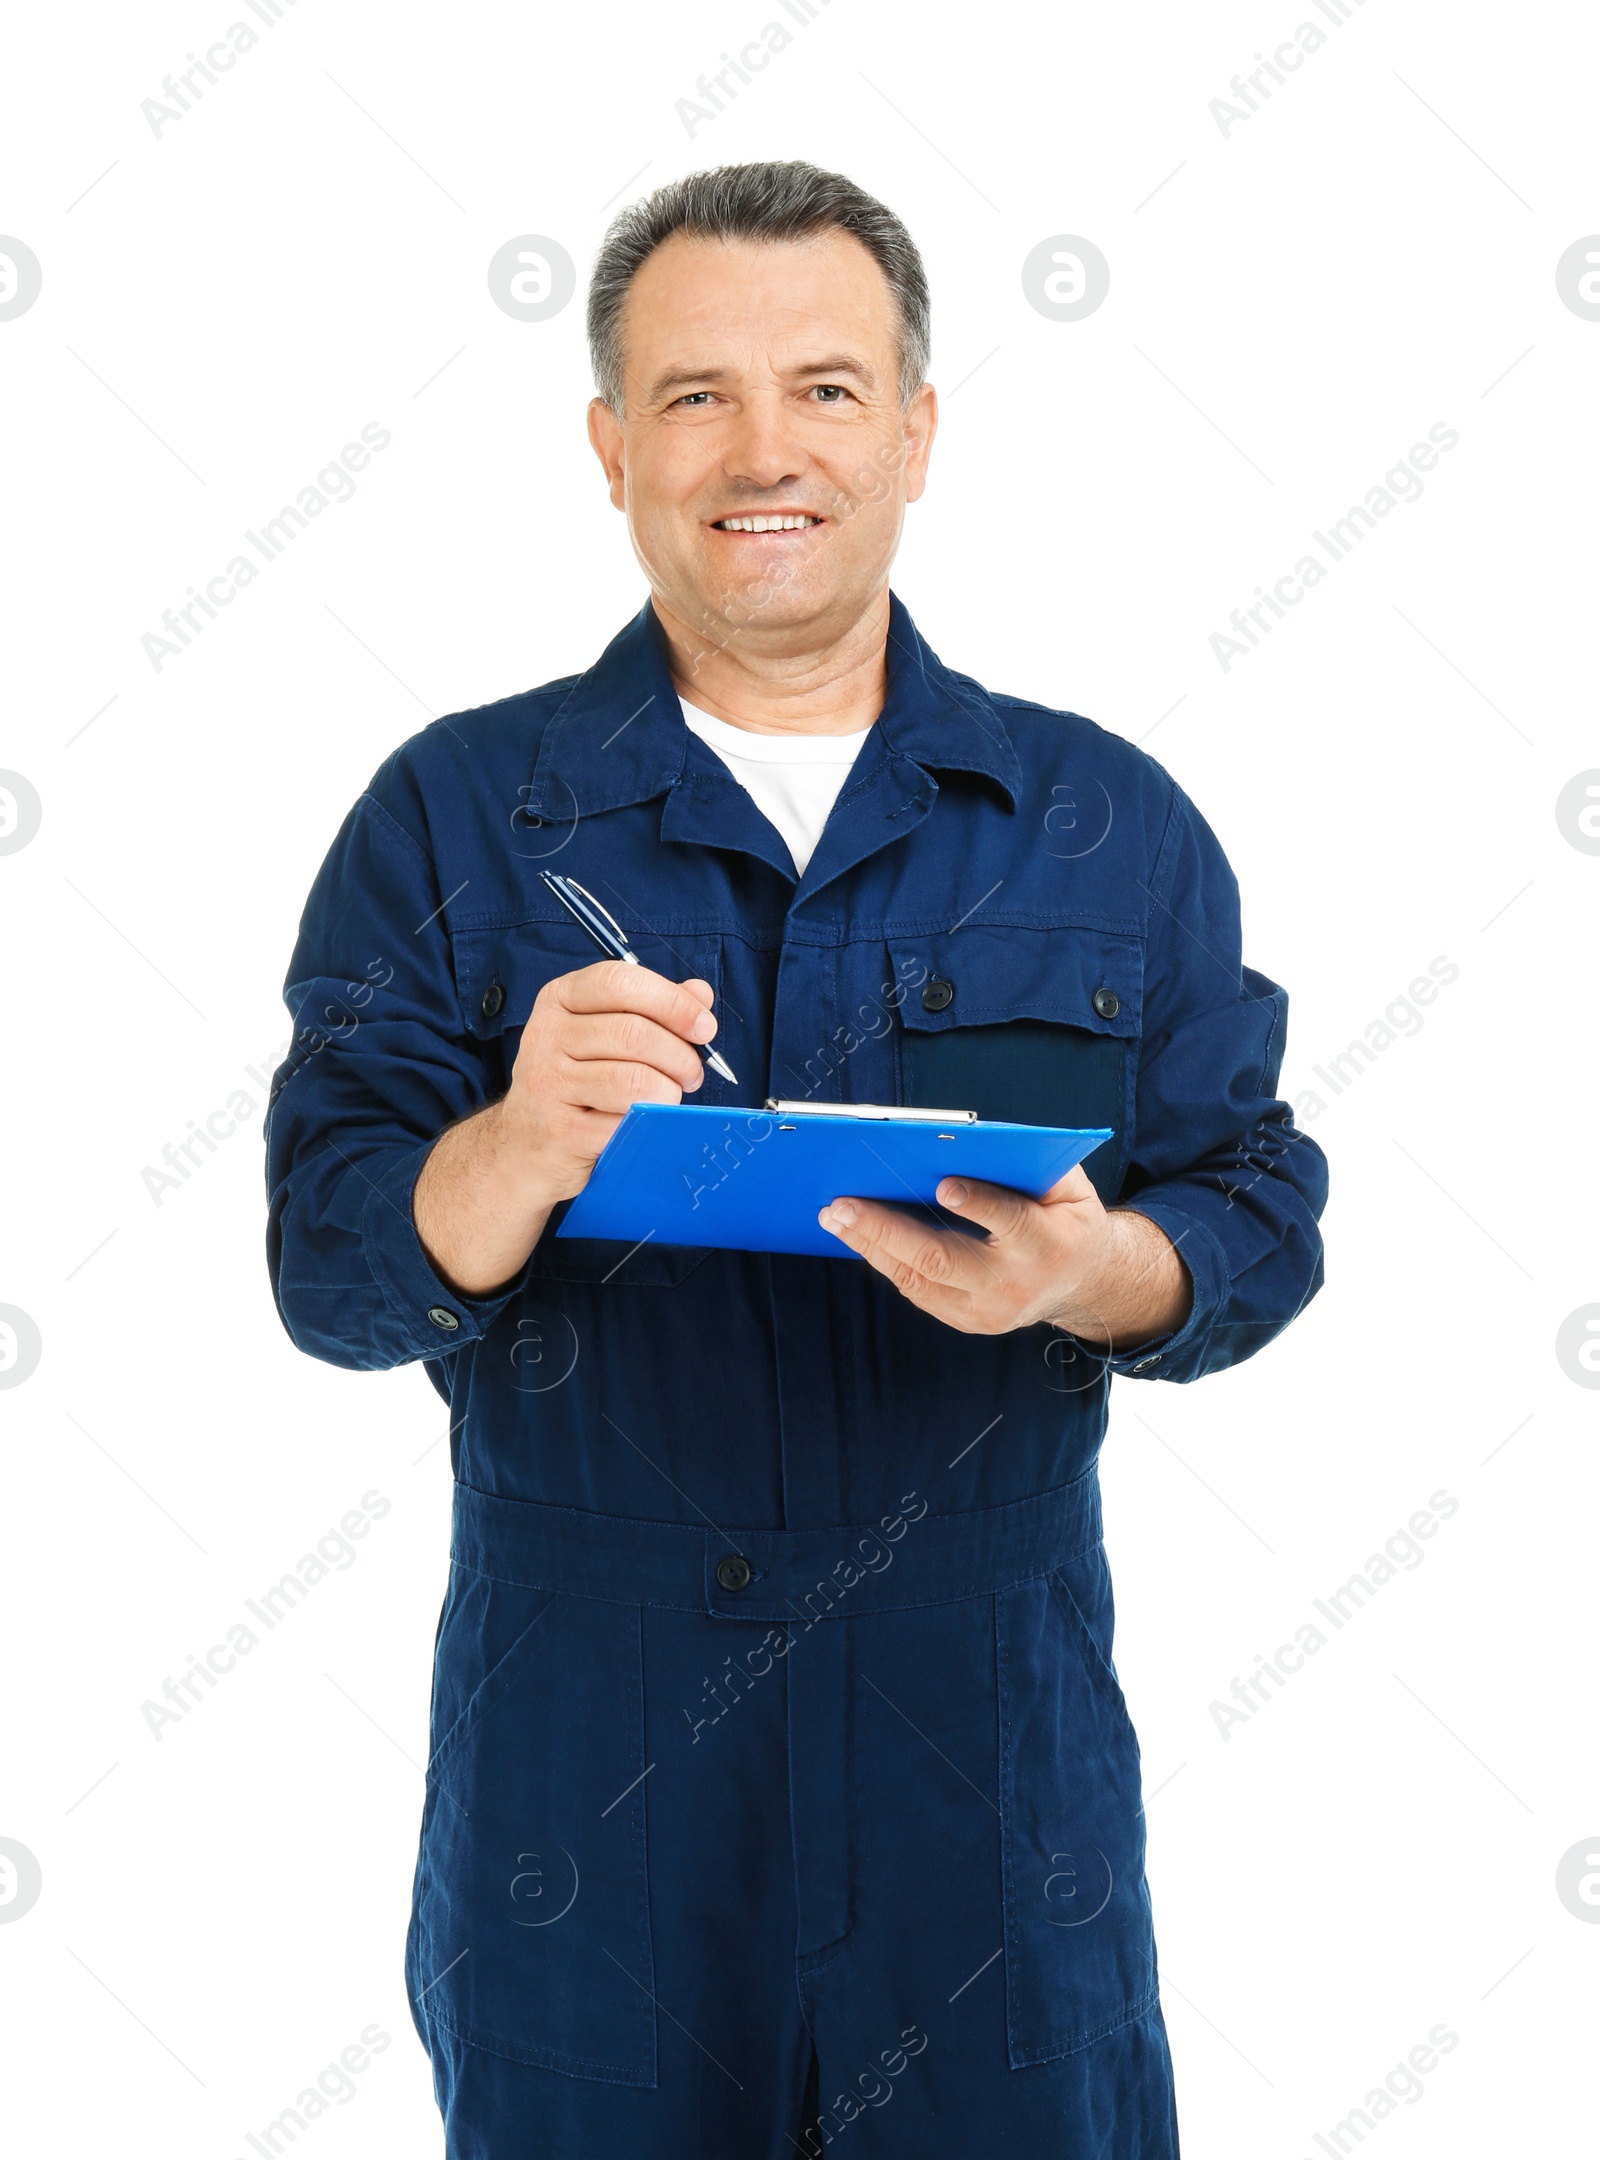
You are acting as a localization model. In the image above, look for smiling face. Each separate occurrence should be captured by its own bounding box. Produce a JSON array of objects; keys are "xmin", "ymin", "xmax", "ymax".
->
[{"xmin": 587, "ymin": 228, "xmax": 937, "ymax": 663}]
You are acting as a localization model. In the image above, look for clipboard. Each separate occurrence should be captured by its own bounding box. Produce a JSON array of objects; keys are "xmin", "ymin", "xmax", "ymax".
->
[{"xmin": 556, "ymin": 1101, "xmax": 1114, "ymax": 1260}]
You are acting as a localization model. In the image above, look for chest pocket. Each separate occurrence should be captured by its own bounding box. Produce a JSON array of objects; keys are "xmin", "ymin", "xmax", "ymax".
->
[
  {"xmin": 889, "ymin": 925, "xmax": 1142, "ymax": 1203},
  {"xmin": 453, "ymin": 917, "xmax": 723, "ymax": 1285}
]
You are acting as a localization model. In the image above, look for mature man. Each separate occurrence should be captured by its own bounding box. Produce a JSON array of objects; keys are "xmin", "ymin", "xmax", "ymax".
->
[{"xmin": 267, "ymin": 161, "xmax": 1327, "ymax": 2159}]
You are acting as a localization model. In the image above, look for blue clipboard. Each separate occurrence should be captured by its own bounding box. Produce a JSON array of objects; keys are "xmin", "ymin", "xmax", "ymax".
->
[{"xmin": 556, "ymin": 1103, "xmax": 1114, "ymax": 1260}]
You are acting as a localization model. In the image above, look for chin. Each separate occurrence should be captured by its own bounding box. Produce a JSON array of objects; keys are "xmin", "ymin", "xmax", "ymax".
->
[{"xmin": 706, "ymin": 566, "xmax": 869, "ymax": 636}]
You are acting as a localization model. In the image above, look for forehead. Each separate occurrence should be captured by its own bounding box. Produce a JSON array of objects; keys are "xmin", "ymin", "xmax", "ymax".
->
[{"xmin": 619, "ymin": 229, "xmax": 898, "ymax": 373}]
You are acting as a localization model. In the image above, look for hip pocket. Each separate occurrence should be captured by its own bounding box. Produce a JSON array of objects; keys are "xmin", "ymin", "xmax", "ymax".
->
[
  {"xmin": 995, "ymin": 1546, "xmax": 1158, "ymax": 2067},
  {"xmin": 407, "ymin": 1570, "xmax": 657, "ymax": 2086}
]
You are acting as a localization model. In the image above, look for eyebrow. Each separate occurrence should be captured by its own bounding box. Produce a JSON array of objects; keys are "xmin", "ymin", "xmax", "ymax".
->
[{"xmin": 645, "ymin": 353, "xmax": 879, "ymax": 403}]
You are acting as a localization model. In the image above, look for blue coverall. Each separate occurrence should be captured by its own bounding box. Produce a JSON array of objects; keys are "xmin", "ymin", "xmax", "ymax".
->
[{"xmin": 266, "ymin": 593, "xmax": 1327, "ymax": 2158}]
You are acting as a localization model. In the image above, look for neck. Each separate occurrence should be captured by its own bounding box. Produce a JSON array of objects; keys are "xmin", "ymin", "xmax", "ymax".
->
[{"xmin": 651, "ymin": 587, "xmax": 890, "ymax": 737}]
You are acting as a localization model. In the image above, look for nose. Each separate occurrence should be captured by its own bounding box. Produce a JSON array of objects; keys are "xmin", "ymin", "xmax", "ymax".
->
[{"xmin": 720, "ymin": 386, "xmax": 806, "ymax": 493}]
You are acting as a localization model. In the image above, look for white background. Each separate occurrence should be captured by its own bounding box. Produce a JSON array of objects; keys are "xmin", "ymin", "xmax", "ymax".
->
[{"xmin": 2, "ymin": 1, "xmax": 1595, "ymax": 2152}]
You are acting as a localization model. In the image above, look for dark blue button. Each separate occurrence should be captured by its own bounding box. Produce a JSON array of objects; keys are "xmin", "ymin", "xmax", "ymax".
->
[{"xmin": 715, "ymin": 1554, "xmax": 752, "ymax": 1592}]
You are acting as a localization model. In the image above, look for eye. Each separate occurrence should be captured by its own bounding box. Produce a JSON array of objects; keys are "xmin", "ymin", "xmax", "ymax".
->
[
  {"xmin": 670, "ymin": 390, "xmax": 716, "ymax": 409},
  {"xmin": 811, "ymin": 383, "xmax": 851, "ymax": 403}
]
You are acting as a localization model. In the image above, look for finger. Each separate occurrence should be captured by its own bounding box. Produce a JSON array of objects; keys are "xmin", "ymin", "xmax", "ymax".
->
[
  {"xmin": 556, "ymin": 1057, "xmax": 687, "ymax": 1115},
  {"xmin": 556, "ymin": 961, "xmax": 718, "ymax": 1043},
  {"xmin": 560, "ymin": 1009, "xmax": 706, "ymax": 1093},
  {"xmin": 933, "ymin": 1176, "xmax": 1038, "ymax": 1243}
]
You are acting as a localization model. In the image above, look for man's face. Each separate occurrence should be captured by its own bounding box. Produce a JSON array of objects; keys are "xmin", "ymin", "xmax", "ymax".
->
[{"xmin": 587, "ymin": 230, "xmax": 937, "ymax": 658}]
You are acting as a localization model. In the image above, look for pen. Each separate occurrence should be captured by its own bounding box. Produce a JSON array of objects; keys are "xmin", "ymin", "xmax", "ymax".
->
[{"xmin": 539, "ymin": 871, "xmax": 739, "ymax": 1087}]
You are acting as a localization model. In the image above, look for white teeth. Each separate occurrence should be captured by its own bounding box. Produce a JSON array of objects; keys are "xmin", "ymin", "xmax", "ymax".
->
[{"xmin": 717, "ymin": 514, "xmax": 818, "ymax": 531}]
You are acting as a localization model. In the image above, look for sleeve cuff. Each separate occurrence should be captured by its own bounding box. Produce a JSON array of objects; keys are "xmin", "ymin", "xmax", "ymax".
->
[
  {"xmin": 359, "ymin": 1141, "xmax": 529, "ymax": 1360},
  {"xmin": 1098, "ymin": 1200, "xmax": 1232, "ymax": 1379}
]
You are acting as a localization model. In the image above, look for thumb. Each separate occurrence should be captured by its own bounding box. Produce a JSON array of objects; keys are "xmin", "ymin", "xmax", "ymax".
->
[{"xmin": 1039, "ymin": 1163, "xmax": 1098, "ymax": 1207}]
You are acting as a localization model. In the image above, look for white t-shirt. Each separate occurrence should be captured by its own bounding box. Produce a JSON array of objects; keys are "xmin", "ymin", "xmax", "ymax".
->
[{"xmin": 679, "ymin": 697, "xmax": 874, "ymax": 876}]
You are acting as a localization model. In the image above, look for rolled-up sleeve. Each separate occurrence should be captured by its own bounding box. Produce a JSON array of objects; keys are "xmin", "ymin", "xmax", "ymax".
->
[
  {"xmin": 264, "ymin": 776, "xmax": 526, "ymax": 1373},
  {"xmin": 1108, "ymin": 779, "xmax": 1328, "ymax": 1383}
]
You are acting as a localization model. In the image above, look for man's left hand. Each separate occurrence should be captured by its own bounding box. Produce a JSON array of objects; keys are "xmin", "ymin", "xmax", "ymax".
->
[{"xmin": 818, "ymin": 1168, "xmax": 1191, "ymax": 1346}]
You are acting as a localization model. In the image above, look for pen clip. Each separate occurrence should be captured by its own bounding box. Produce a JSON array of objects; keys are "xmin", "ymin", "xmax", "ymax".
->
[
  {"xmin": 540, "ymin": 871, "xmax": 632, "ymax": 958},
  {"xmin": 560, "ymin": 877, "xmax": 631, "ymax": 952}
]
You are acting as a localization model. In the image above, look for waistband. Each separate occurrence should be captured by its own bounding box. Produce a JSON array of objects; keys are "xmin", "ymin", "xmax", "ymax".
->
[{"xmin": 449, "ymin": 1467, "xmax": 1103, "ymax": 1623}]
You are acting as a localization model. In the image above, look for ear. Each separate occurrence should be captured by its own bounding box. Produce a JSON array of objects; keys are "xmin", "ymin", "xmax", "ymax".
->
[
  {"xmin": 587, "ymin": 397, "xmax": 627, "ymax": 510},
  {"xmin": 900, "ymin": 382, "xmax": 938, "ymax": 506}
]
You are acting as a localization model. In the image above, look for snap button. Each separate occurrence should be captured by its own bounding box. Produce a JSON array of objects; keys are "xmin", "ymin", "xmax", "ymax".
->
[
  {"xmin": 715, "ymin": 1554, "xmax": 752, "ymax": 1593},
  {"xmin": 921, "ymin": 978, "xmax": 955, "ymax": 1013},
  {"xmin": 427, "ymin": 1306, "xmax": 461, "ymax": 1332},
  {"xmin": 1091, "ymin": 986, "xmax": 1121, "ymax": 1020},
  {"xmin": 480, "ymin": 983, "xmax": 505, "ymax": 1019}
]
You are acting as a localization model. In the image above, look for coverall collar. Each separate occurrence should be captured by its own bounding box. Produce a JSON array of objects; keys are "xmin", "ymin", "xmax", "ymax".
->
[{"xmin": 525, "ymin": 590, "xmax": 1023, "ymax": 831}]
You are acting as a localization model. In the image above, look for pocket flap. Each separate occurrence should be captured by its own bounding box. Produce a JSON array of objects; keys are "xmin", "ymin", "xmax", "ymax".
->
[
  {"xmin": 888, "ymin": 926, "xmax": 1144, "ymax": 1038},
  {"xmin": 454, "ymin": 920, "xmax": 722, "ymax": 1041}
]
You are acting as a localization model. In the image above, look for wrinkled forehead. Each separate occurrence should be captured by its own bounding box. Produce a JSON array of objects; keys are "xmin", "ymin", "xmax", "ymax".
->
[{"xmin": 617, "ymin": 230, "xmax": 900, "ymax": 402}]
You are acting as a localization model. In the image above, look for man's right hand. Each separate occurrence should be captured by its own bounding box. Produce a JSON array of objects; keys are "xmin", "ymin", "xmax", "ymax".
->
[
  {"xmin": 503, "ymin": 960, "xmax": 719, "ymax": 1204},
  {"xmin": 413, "ymin": 960, "xmax": 721, "ymax": 1298}
]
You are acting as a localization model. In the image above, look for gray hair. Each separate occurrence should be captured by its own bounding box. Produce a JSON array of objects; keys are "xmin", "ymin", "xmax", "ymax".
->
[{"xmin": 587, "ymin": 160, "xmax": 930, "ymax": 416}]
